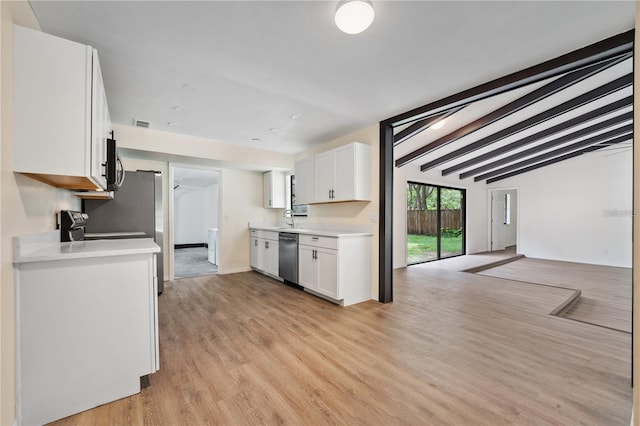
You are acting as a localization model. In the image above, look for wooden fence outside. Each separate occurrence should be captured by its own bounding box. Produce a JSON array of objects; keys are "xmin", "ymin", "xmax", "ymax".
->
[{"xmin": 407, "ymin": 209, "xmax": 462, "ymax": 235}]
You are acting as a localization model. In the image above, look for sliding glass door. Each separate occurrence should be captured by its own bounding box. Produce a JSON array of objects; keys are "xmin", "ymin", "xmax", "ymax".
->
[{"xmin": 407, "ymin": 182, "xmax": 465, "ymax": 265}]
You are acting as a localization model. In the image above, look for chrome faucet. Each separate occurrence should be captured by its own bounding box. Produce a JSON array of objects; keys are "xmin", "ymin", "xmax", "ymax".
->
[{"xmin": 283, "ymin": 209, "xmax": 295, "ymax": 228}]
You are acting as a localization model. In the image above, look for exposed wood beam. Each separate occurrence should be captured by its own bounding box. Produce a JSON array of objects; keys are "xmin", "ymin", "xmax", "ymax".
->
[
  {"xmin": 458, "ymin": 110, "xmax": 633, "ymax": 180},
  {"xmin": 394, "ymin": 56, "xmax": 629, "ymax": 168},
  {"xmin": 448, "ymin": 97, "xmax": 632, "ymax": 177},
  {"xmin": 419, "ymin": 73, "xmax": 632, "ymax": 172},
  {"xmin": 393, "ymin": 107, "xmax": 464, "ymax": 146},
  {"xmin": 383, "ymin": 30, "xmax": 634, "ymax": 128},
  {"xmin": 474, "ymin": 125, "xmax": 632, "ymax": 182},
  {"xmin": 485, "ymin": 135, "xmax": 631, "ymax": 184}
]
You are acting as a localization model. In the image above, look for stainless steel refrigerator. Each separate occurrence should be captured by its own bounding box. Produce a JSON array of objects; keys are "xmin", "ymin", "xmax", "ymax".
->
[{"xmin": 83, "ymin": 170, "xmax": 164, "ymax": 293}]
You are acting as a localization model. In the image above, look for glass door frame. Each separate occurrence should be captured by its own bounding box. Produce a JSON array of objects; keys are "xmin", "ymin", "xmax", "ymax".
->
[{"xmin": 406, "ymin": 181, "xmax": 466, "ymax": 265}]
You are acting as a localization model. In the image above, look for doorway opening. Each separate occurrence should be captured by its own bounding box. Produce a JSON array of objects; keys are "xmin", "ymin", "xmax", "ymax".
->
[
  {"xmin": 172, "ymin": 166, "xmax": 220, "ymax": 279},
  {"xmin": 406, "ymin": 182, "xmax": 465, "ymax": 264},
  {"xmin": 489, "ymin": 188, "xmax": 518, "ymax": 254}
]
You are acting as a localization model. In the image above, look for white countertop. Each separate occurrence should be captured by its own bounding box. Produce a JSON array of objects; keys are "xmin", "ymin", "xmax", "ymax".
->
[
  {"xmin": 14, "ymin": 231, "xmax": 160, "ymax": 264},
  {"xmin": 249, "ymin": 225, "xmax": 373, "ymax": 238}
]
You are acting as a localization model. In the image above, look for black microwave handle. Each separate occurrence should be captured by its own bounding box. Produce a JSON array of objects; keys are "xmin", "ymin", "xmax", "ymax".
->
[{"xmin": 117, "ymin": 156, "xmax": 126, "ymax": 187}]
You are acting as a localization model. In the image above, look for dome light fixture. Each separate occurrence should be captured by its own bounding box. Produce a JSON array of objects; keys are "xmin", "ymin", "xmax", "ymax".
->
[{"xmin": 335, "ymin": 0, "xmax": 375, "ymax": 35}]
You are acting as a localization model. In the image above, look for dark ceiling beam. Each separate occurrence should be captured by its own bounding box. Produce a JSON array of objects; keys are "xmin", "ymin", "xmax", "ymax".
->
[
  {"xmin": 393, "ymin": 55, "xmax": 629, "ymax": 168},
  {"xmin": 485, "ymin": 135, "xmax": 631, "ymax": 184},
  {"xmin": 383, "ymin": 30, "xmax": 634, "ymax": 128},
  {"xmin": 473, "ymin": 125, "xmax": 632, "ymax": 182},
  {"xmin": 419, "ymin": 73, "xmax": 632, "ymax": 172},
  {"xmin": 445, "ymin": 96, "xmax": 632, "ymax": 176},
  {"xmin": 393, "ymin": 107, "xmax": 464, "ymax": 146},
  {"xmin": 458, "ymin": 109, "xmax": 633, "ymax": 179}
]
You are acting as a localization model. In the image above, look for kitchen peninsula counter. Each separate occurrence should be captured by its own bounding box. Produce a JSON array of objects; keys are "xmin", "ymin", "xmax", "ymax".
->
[
  {"xmin": 13, "ymin": 231, "xmax": 160, "ymax": 425},
  {"xmin": 14, "ymin": 231, "xmax": 160, "ymax": 264}
]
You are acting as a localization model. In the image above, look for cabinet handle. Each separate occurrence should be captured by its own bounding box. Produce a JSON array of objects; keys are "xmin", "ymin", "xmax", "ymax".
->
[
  {"xmin": 311, "ymin": 237, "xmax": 319, "ymax": 240},
  {"xmin": 254, "ymin": 240, "xmax": 258, "ymax": 246},
  {"xmin": 269, "ymin": 199, "xmax": 272, "ymax": 206},
  {"xmin": 331, "ymin": 189, "xmax": 334, "ymax": 199},
  {"xmin": 265, "ymin": 241, "xmax": 269, "ymax": 249},
  {"xmin": 101, "ymin": 161, "xmax": 108, "ymax": 178},
  {"xmin": 312, "ymin": 249, "xmax": 316, "ymax": 260}
]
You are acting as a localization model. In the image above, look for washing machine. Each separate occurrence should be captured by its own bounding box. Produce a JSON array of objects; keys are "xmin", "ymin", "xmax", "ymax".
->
[{"xmin": 207, "ymin": 228, "xmax": 218, "ymax": 265}]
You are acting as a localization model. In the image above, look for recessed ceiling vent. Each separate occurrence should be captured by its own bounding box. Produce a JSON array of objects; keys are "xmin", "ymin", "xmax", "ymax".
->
[{"xmin": 134, "ymin": 119, "xmax": 150, "ymax": 128}]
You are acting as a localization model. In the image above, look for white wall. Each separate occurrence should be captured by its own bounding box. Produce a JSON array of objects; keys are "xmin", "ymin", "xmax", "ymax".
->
[
  {"xmin": 487, "ymin": 148, "xmax": 632, "ymax": 267},
  {"xmin": 174, "ymin": 184, "xmax": 218, "ymax": 245},
  {"xmin": 219, "ymin": 169, "xmax": 280, "ymax": 274},
  {"xmin": 393, "ymin": 145, "xmax": 631, "ymax": 268},
  {"xmin": 1, "ymin": 3, "xmax": 82, "ymax": 423}
]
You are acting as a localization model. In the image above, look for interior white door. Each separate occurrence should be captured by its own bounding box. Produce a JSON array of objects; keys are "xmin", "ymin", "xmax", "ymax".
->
[{"xmin": 490, "ymin": 191, "xmax": 505, "ymax": 251}]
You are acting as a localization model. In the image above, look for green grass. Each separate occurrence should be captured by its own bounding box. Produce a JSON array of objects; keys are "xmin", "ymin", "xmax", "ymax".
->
[{"xmin": 407, "ymin": 233, "xmax": 463, "ymax": 264}]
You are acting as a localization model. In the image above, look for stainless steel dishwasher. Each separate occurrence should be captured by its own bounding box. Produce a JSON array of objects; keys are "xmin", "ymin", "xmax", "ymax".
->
[{"xmin": 278, "ymin": 232, "xmax": 298, "ymax": 285}]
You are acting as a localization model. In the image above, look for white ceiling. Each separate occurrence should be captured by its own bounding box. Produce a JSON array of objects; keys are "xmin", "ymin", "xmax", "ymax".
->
[{"xmin": 29, "ymin": 1, "xmax": 635, "ymax": 155}]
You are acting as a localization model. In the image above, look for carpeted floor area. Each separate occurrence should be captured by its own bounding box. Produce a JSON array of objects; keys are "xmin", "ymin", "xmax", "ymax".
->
[{"xmin": 174, "ymin": 247, "xmax": 218, "ymax": 279}]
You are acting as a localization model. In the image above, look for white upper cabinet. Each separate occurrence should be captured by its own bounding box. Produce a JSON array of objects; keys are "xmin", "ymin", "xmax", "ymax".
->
[
  {"xmin": 263, "ymin": 171, "xmax": 286, "ymax": 208},
  {"xmin": 312, "ymin": 142, "xmax": 371, "ymax": 204},
  {"xmin": 314, "ymin": 151, "xmax": 334, "ymax": 203},
  {"xmin": 13, "ymin": 25, "xmax": 111, "ymax": 190},
  {"xmin": 293, "ymin": 157, "xmax": 314, "ymax": 206}
]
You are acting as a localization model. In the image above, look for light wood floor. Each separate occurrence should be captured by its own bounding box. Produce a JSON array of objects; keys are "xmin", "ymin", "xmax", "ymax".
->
[
  {"xmin": 51, "ymin": 264, "xmax": 632, "ymax": 425},
  {"xmin": 478, "ymin": 257, "xmax": 632, "ymax": 333}
]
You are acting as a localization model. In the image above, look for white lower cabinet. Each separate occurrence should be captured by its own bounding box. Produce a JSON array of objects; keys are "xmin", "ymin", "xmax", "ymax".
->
[
  {"xmin": 298, "ymin": 234, "xmax": 371, "ymax": 306},
  {"xmin": 300, "ymin": 246, "xmax": 338, "ymax": 299},
  {"xmin": 14, "ymin": 252, "xmax": 158, "ymax": 426},
  {"xmin": 250, "ymin": 230, "xmax": 279, "ymax": 277}
]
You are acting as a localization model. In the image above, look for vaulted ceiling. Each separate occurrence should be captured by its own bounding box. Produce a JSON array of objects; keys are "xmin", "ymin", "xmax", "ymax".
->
[{"xmin": 392, "ymin": 31, "xmax": 633, "ymax": 183}]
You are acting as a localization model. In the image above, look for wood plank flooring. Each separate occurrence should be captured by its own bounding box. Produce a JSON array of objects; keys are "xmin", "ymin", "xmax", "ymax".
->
[
  {"xmin": 478, "ymin": 257, "xmax": 632, "ymax": 333},
  {"xmin": 50, "ymin": 264, "xmax": 631, "ymax": 425}
]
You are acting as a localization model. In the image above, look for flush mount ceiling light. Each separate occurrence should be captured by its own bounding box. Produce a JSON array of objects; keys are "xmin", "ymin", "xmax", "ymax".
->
[{"xmin": 335, "ymin": 0, "xmax": 375, "ymax": 35}]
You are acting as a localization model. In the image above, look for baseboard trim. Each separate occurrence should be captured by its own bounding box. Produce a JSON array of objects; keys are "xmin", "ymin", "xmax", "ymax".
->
[
  {"xmin": 219, "ymin": 266, "xmax": 252, "ymax": 275},
  {"xmin": 175, "ymin": 243, "xmax": 208, "ymax": 249}
]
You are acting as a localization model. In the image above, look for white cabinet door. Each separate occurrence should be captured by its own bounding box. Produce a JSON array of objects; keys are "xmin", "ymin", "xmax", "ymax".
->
[
  {"xmin": 294, "ymin": 157, "xmax": 314, "ymax": 205},
  {"xmin": 333, "ymin": 144, "xmax": 356, "ymax": 201},
  {"xmin": 13, "ymin": 25, "xmax": 110, "ymax": 191},
  {"xmin": 264, "ymin": 240, "xmax": 279, "ymax": 276},
  {"xmin": 316, "ymin": 248, "xmax": 338, "ymax": 299},
  {"xmin": 250, "ymin": 237, "xmax": 260, "ymax": 268},
  {"xmin": 315, "ymin": 151, "xmax": 334, "ymax": 203},
  {"xmin": 90, "ymin": 51, "xmax": 109, "ymax": 190},
  {"xmin": 263, "ymin": 171, "xmax": 285, "ymax": 208},
  {"xmin": 298, "ymin": 245, "xmax": 316, "ymax": 290}
]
